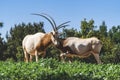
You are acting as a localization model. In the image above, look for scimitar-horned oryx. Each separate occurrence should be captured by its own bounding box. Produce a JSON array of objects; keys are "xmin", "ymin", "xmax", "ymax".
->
[
  {"xmin": 22, "ymin": 13, "xmax": 70, "ymax": 62},
  {"xmin": 55, "ymin": 37, "xmax": 102, "ymax": 64}
]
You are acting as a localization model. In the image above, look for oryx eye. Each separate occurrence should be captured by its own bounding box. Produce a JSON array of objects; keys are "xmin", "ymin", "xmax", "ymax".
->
[
  {"xmin": 53, "ymin": 34, "xmax": 56, "ymax": 37},
  {"xmin": 54, "ymin": 31, "xmax": 58, "ymax": 34}
]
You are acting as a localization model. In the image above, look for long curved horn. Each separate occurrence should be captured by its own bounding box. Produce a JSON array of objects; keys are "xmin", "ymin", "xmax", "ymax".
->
[
  {"xmin": 41, "ymin": 13, "xmax": 57, "ymax": 31},
  {"xmin": 57, "ymin": 21, "xmax": 70, "ymax": 30},
  {"xmin": 31, "ymin": 13, "xmax": 56, "ymax": 31},
  {"xmin": 57, "ymin": 25, "xmax": 70, "ymax": 30}
]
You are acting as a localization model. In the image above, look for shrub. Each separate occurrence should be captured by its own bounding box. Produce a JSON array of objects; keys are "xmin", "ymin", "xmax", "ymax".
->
[{"xmin": 0, "ymin": 58, "xmax": 120, "ymax": 80}]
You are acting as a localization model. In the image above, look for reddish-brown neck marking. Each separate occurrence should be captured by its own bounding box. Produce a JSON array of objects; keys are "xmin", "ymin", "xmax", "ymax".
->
[{"xmin": 36, "ymin": 33, "xmax": 52, "ymax": 51}]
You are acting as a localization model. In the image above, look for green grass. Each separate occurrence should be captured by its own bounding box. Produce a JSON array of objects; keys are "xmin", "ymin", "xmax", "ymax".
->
[{"xmin": 0, "ymin": 58, "xmax": 120, "ymax": 80}]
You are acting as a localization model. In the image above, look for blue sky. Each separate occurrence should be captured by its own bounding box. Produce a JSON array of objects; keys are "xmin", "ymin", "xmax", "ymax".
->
[{"xmin": 0, "ymin": 0, "xmax": 120, "ymax": 38}]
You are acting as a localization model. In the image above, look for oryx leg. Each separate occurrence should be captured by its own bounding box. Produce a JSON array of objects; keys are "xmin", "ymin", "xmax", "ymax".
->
[
  {"xmin": 60, "ymin": 53, "xmax": 76, "ymax": 63},
  {"xmin": 64, "ymin": 53, "xmax": 73, "ymax": 63},
  {"xmin": 60, "ymin": 53, "xmax": 66, "ymax": 62},
  {"xmin": 30, "ymin": 55, "xmax": 33, "ymax": 62},
  {"xmin": 42, "ymin": 51, "xmax": 46, "ymax": 58},
  {"xmin": 92, "ymin": 52, "xmax": 102, "ymax": 64},
  {"xmin": 35, "ymin": 50, "xmax": 38, "ymax": 62},
  {"xmin": 24, "ymin": 50, "xmax": 29, "ymax": 63}
]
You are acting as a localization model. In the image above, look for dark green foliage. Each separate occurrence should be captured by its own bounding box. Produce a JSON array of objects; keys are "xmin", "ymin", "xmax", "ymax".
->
[
  {"xmin": 63, "ymin": 28, "xmax": 81, "ymax": 37},
  {"xmin": 114, "ymin": 44, "xmax": 120, "ymax": 63},
  {"xmin": 0, "ymin": 34, "xmax": 7, "ymax": 60},
  {"xmin": 100, "ymin": 25, "xmax": 120, "ymax": 63},
  {"xmin": 46, "ymin": 46, "xmax": 61, "ymax": 60},
  {"xmin": 80, "ymin": 18, "xmax": 96, "ymax": 38},
  {"xmin": 99, "ymin": 21, "xmax": 108, "ymax": 37},
  {"xmin": 108, "ymin": 25, "xmax": 120, "ymax": 44},
  {"xmin": 0, "ymin": 22, "xmax": 6, "ymax": 60},
  {"xmin": 0, "ymin": 58, "xmax": 120, "ymax": 80},
  {"xmin": 0, "ymin": 22, "xmax": 3, "ymax": 28}
]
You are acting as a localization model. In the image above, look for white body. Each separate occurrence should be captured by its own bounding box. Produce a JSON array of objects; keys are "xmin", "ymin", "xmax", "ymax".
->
[
  {"xmin": 60, "ymin": 37, "xmax": 102, "ymax": 64},
  {"xmin": 23, "ymin": 33, "xmax": 45, "ymax": 55},
  {"xmin": 22, "ymin": 32, "xmax": 58, "ymax": 62}
]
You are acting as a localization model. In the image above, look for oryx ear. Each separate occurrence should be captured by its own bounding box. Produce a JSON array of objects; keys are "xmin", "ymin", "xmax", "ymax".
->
[{"xmin": 50, "ymin": 32, "xmax": 55, "ymax": 37}]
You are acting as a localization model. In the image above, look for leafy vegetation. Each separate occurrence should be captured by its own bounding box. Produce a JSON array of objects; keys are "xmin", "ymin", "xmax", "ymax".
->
[{"xmin": 0, "ymin": 58, "xmax": 120, "ymax": 80}]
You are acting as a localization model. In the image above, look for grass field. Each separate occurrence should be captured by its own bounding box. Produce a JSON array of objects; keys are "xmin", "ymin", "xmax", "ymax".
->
[{"xmin": 0, "ymin": 58, "xmax": 120, "ymax": 80}]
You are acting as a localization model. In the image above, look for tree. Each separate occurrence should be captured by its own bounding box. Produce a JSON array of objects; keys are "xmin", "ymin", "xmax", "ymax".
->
[
  {"xmin": 108, "ymin": 25, "xmax": 120, "ymax": 44},
  {"xmin": 98, "ymin": 23, "xmax": 120, "ymax": 63},
  {"xmin": 63, "ymin": 28, "xmax": 81, "ymax": 37},
  {"xmin": 114, "ymin": 44, "xmax": 120, "ymax": 63},
  {"xmin": 0, "ymin": 22, "xmax": 7, "ymax": 60},
  {"xmin": 0, "ymin": 34, "xmax": 7, "ymax": 60},
  {"xmin": 80, "ymin": 19, "xmax": 96, "ymax": 38},
  {"xmin": 0, "ymin": 22, "xmax": 3, "ymax": 28},
  {"xmin": 99, "ymin": 21, "xmax": 107, "ymax": 37}
]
